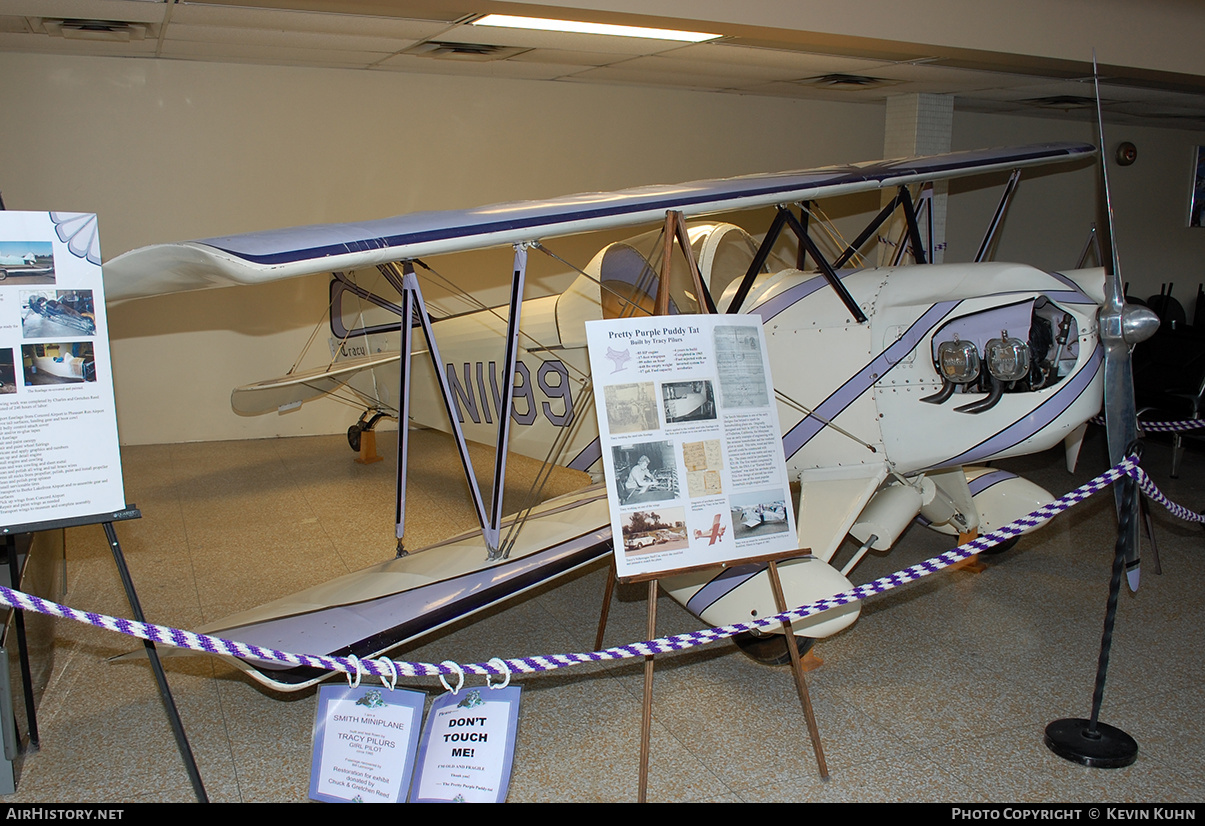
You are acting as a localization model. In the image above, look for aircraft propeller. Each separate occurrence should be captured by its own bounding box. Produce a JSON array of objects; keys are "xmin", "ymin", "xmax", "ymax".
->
[{"xmin": 1092, "ymin": 62, "xmax": 1161, "ymax": 591}]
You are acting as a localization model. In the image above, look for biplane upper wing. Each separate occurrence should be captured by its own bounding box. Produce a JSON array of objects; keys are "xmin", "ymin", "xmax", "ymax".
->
[{"xmin": 103, "ymin": 143, "xmax": 1093, "ymax": 302}]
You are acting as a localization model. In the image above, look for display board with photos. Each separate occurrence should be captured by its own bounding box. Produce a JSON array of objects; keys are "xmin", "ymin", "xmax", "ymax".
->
[
  {"xmin": 585, "ymin": 314, "xmax": 798, "ymax": 580},
  {"xmin": 0, "ymin": 212, "xmax": 125, "ymax": 528}
]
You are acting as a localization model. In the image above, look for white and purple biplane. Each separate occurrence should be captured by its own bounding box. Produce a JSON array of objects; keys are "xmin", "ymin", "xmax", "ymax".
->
[{"xmin": 105, "ymin": 141, "xmax": 1155, "ymax": 691}]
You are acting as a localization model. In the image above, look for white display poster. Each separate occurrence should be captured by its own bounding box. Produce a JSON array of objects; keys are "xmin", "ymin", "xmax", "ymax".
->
[
  {"xmin": 0, "ymin": 212, "xmax": 125, "ymax": 527},
  {"xmin": 410, "ymin": 686, "xmax": 521, "ymax": 803},
  {"xmin": 309, "ymin": 684, "xmax": 425, "ymax": 803},
  {"xmin": 585, "ymin": 315, "xmax": 798, "ymax": 580}
]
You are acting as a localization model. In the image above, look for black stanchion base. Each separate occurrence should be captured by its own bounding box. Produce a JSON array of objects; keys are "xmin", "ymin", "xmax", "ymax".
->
[{"xmin": 1044, "ymin": 718, "xmax": 1138, "ymax": 768}]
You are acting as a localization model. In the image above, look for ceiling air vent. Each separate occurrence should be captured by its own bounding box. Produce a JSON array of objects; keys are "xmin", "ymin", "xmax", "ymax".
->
[
  {"xmin": 38, "ymin": 19, "xmax": 151, "ymax": 42},
  {"xmin": 404, "ymin": 41, "xmax": 529, "ymax": 61},
  {"xmin": 1019, "ymin": 95, "xmax": 1097, "ymax": 110},
  {"xmin": 799, "ymin": 74, "xmax": 894, "ymax": 90}
]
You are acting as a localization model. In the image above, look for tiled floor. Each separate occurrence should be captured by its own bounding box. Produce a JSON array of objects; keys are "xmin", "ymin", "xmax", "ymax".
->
[{"xmin": 2, "ymin": 427, "xmax": 1202, "ymax": 803}]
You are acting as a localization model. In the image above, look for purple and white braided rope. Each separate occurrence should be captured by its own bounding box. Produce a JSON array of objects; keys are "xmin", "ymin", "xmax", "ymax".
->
[
  {"xmin": 1089, "ymin": 413, "xmax": 1205, "ymax": 433},
  {"xmin": 0, "ymin": 456, "xmax": 1196, "ymax": 682},
  {"xmin": 1133, "ymin": 464, "xmax": 1205, "ymax": 522}
]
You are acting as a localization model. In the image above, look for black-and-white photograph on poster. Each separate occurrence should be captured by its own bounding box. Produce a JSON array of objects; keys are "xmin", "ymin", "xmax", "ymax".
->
[
  {"xmin": 603, "ymin": 381, "xmax": 659, "ymax": 434},
  {"xmin": 730, "ymin": 489, "xmax": 792, "ymax": 541},
  {"xmin": 611, "ymin": 439, "xmax": 678, "ymax": 504},
  {"xmin": 662, "ymin": 379, "xmax": 716, "ymax": 423},
  {"xmin": 0, "ymin": 212, "xmax": 125, "ymax": 528},
  {"xmin": 714, "ymin": 324, "xmax": 769, "ymax": 409}
]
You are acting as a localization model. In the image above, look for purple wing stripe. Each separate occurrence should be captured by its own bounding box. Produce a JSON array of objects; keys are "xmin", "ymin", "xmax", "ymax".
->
[
  {"xmin": 196, "ymin": 144, "xmax": 1094, "ymax": 266},
  {"xmin": 967, "ymin": 469, "xmax": 1018, "ymax": 495},
  {"xmin": 685, "ymin": 562, "xmax": 768, "ymax": 617}
]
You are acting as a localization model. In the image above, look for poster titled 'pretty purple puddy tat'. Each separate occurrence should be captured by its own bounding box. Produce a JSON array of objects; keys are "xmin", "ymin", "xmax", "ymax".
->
[
  {"xmin": 586, "ymin": 314, "xmax": 798, "ymax": 580},
  {"xmin": 0, "ymin": 212, "xmax": 125, "ymax": 528}
]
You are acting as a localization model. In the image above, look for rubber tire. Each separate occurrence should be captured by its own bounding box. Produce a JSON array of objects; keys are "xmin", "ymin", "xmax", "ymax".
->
[
  {"xmin": 732, "ymin": 631, "xmax": 815, "ymax": 665},
  {"xmin": 347, "ymin": 423, "xmax": 363, "ymax": 452}
]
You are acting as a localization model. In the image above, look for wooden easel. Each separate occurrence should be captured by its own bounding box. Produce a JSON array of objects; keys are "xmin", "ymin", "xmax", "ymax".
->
[
  {"xmin": 595, "ymin": 550, "xmax": 829, "ymax": 803},
  {"xmin": 592, "ymin": 211, "xmax": 826, "ymax": 801}
]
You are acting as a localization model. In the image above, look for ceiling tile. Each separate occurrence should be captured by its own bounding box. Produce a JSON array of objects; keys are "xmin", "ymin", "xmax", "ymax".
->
[
  {"xmin": 0, "ymin": 0, "xmax": 167, "ymax": 24},
  {"xmin": 170, "ymin": 3, "xmax": 451, "ymax": 40},
  {"xmin": 164, "ymin": 21, "xmax": 416, "ymax": 53}
]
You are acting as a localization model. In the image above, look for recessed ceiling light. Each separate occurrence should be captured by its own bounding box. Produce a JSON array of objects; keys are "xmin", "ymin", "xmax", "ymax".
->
[{"xmin": 472, "ymin": 14, "xmax": 720, "ymax": 43}]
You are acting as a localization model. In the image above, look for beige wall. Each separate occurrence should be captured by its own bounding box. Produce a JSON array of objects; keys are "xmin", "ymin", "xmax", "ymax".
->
[
  {"xmin": 948, "ymin": 111, "xmax": 1205, "ymax": 290},
  {"xmin": 1, "ymin": 51, "xmax": 1202, "ymax": 446}
]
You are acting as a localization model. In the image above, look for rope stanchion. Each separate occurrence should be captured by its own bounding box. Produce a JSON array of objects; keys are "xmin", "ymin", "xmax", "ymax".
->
[{"xmin": 0, "ymin": 456, "xmax": 1196, "ymax": 684}]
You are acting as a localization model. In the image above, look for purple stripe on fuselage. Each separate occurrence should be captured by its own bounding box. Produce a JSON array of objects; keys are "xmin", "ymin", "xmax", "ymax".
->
[
  {"xmin": 1047, "ymin": 270, "xmax": 1098, "ymax": 300},
  {"xmin": 934, "ymin": 344, "xmax": 1102, "ymax": 468},
  {"xmin": 780, "ymin": 300, "xmax": 961, "ymax": 459},
  {"xmin": 747, "ymin": 270, "xmax": 858, "ymax": 322},
  {"xmin": 1043, "ymin": 289, "xmax": 1097, "ymax": 306}
]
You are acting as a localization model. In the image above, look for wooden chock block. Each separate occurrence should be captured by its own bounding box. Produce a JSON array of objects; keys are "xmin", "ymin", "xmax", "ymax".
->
[
  {"xmin": 951, "ymin": 530, "xmax": 985, "ymax": 572},
  {"xmin": 355, "ymin": 429, "xmax": 384, "ymax": 464}
]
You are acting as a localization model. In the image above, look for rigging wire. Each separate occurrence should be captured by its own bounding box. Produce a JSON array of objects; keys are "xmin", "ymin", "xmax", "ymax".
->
[
  {"xmin": 774, "ymin": 387, "xmax": 878, "ymax": 454},
  {"xmin": 532, "ymin": 241, "xmax": 658, "ymax": 321},
  {"xmin": 411, "ymin": 257, "xmax": 595, "ymax": 384},
  {"xmin": 801, "ymin": 202, "xmax": 863, "ymax": 268},
  {"xmin": 286, "ymin": 284, "xmax": 344, "ymax": 376}
]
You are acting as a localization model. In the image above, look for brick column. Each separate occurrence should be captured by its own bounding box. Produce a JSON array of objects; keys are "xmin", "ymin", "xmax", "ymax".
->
[{"xmin": 880, "ymin": 93, "xmax": 953, "ymax": 264}]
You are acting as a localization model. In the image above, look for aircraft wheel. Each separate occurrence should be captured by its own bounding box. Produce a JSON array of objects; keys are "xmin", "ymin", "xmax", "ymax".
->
[
  {"xmin": 347, "ymin": 423, "xmax": 363, "ymax": 452},
  {"xmin": 980, "ymin": 536, "xmax": 1020, "ymax": 555},
  {"xmin": 732, "ymin": 630, "xmax": 815, "ymax": 665}
]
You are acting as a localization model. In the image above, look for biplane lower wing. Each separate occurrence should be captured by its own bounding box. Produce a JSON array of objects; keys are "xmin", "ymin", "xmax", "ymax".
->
[
  {"xmin": 199, "ymin": 486, "xmax": 613, "ymax": 691},
  {"xmin": 197, "ymin": 483, "xmax": 860, "ymax": 692}
]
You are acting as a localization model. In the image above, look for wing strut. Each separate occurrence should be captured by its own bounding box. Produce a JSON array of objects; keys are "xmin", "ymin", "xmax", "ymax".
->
[
  {"xmin": 974, "ymin": 169, "xmax": 1022, "ymax": 263},
  {"xmin": 390, "ymin": 246, "xmax": 529, "ymax": 556},
  {"xmin": 726, "ymin": 205, "xmax": 867, "ymax": 322},
  {"xmin": 784, "ymin": 208, "xmax": 868, "ymax": 322}
]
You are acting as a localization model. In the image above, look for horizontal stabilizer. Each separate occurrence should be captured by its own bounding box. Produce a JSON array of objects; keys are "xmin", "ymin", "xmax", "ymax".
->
[{"xmin": 231, "ymin": 352, "xmax": 400, "ymax": 416}]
